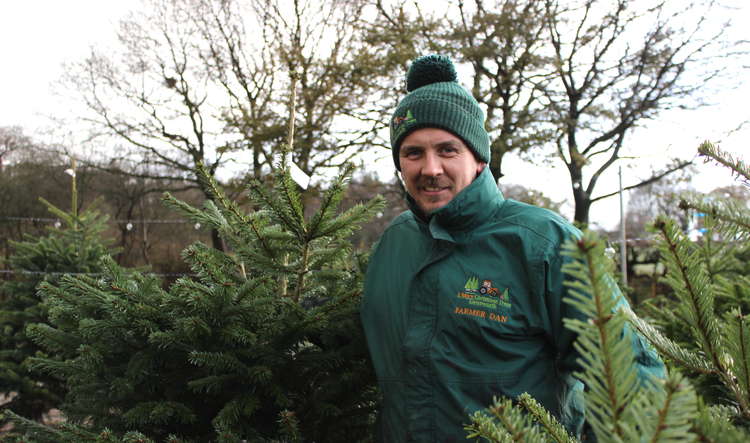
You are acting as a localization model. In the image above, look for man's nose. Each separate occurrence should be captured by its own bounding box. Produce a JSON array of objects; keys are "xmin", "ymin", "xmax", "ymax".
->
[{"xmin": 421, "ymin": 152, "xmax": 443, "ymax": 176}]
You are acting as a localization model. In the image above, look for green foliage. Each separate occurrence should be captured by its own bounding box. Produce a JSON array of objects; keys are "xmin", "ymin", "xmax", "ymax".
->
[
  {"xmin": 561, "ymin": 233, "xmax": 699, "ymax": 442},
  {"xmin": 466, "ymin": 143, "xmax": 750, "ymax": 441},
  {"xmin": 698, "ymin": 141, "xmax": 750, "ymax": 187},
  {"xmin": 560, "ymin": 233, "xmax": 642, "ymax": 439},
  {"xmin": 635, "ymin": 181, "xmax": 750, "ymax": 421},
  {"xmin": 464, "ymin": 230, "xmax": 732, "ymax": 442},
  {"xmin": 9, "ymin": 165, "xmax": 383, "ymax": 442},
  {"xmin": 690, "ymin": 400, "xmax": 750, "ymax": 442},
  {"xmin": 0, "ymin": 195, "xmax": 114, "ymax": 424},
  {"xmin": 465, "ymin": 393, "xmax": 575, "ymax": 443},
  {"xmin": 630, "ymin": 142, "xmax": 750, "ymax": 431},
  {"xmin": 0, "ymin": 410, "xmax": 169, "ymax": 443},
  {"xmin": 648, "ymin": 218, "xmax": 725, "ymax": 369}
]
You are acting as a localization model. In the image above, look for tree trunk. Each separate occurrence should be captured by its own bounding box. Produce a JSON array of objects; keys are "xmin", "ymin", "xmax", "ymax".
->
[
  {"xmin": 210, "ymin": 228, "xmax": 225, "ymax": 252},
  {"xmin": 197, "ymin": 181, "xmax": 226, "ymax": 252},
  {"xmin": 489, "ymin": 151, "xmax": 504, "ymax": 181},
  {"xmin": 573, "ymin": 187, "xmax": 591, "ymax": 226}
]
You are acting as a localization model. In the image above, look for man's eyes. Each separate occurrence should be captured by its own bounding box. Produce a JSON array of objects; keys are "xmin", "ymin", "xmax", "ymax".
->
[{"xmin": 401, "ymin": 145, "xmax": 460, "ymax": 157}]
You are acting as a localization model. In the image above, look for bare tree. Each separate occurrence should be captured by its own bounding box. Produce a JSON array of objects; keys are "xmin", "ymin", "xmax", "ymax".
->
[
  {"xmin": 372, "ymin": 0, "xmax": 740, "ymax": 224},
  {"xmin": 62, "ymin": 0, "xmax": 240, "ymax": 248},
  {"xmin": 621, "ymin": 165, "xmax": 697, "ymax": 239},
  {"xmin": 447, "ymin": 0, "xmax": 553, "ymax": 180},
  {"xmin": 543, "ymin": 0, "xmax": 732, "ymax": 224},
  {"xmin": 501, "ymin": 183, "xmax": 562, "ymax": 212},
  {"xmin": 0, "ymin": 126, "xmax": 33, "ymax": 171},
  {"xmin": 256, "ymin": 0, "xmax": 396, "ymax": 173},
  {"xmin": 60, "ymin": 0, "xmax": 396, "ymax": 249}
]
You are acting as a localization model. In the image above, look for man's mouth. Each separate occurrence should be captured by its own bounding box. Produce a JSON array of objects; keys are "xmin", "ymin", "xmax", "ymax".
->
[{"xmin": 418, "ymin": 178, "xmax": 451, "ymax": 193}]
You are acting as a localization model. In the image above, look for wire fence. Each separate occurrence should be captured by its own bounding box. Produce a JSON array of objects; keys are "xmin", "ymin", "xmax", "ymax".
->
[
  {"xmin": 0, "ymin": 269, "xmax": 194, "ymax": 278},
  {"xmin": 0, "ymin": 215, "xmax": 206, "ymax": 280},
  {"xmin": 0, "ymin": 216, "xmax": 201, "ymax": 229}
]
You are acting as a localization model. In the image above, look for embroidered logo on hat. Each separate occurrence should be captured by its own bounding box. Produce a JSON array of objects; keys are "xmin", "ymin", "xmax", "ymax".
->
[
  {"xmin": 393, "ymin": 109, "xmax": 416, "ymax": 127},
  {"xmin": 392, "ymin": 109, "xmax": 416, "ymax": 140}
]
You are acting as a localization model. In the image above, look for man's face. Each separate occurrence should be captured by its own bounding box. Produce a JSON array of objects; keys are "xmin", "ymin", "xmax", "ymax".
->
[{"xmin": 399, "ymin": 128, "xmax": 485, "ymax": 214}]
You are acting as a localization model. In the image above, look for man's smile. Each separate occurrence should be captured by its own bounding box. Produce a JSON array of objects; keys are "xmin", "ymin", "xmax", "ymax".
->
[
  {"xmin": 418, "ymin": 177, "xmax": 452, "ymax": 193},
  {"xmin": 419, "ymin": 183, "xmax": 451, "ymax": 193}
]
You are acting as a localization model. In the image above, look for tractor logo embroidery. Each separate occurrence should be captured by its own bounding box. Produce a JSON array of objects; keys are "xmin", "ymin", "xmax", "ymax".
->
[
  {"xmin": 479, "ymin": 280, "xmax": 510, "ymax": 302},
  {"xmin": 479, "ymin": 279, "xmax": 498, "ymax": 295},
  {"xmin": 456, "ymin": 277, "xmax": 512, "ymax": 308}
]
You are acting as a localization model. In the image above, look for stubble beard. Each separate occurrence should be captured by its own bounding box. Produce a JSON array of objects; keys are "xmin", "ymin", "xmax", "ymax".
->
[{"xmin": 417, "ymin": 176, "xmax": 453, "ymax": 210}]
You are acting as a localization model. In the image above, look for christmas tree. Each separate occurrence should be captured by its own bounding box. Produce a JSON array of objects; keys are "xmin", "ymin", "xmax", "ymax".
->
[
  {"xmin": 6, "ymin": 161, "xmax": 383, "ymax": 442},
  {"xmin": 0, "ymin": 165, "xmax": 114, "ymax": 425},
  {"xmin": 631, "ymin": 142, "xmax": 750, "ymax": 430},
  {"xmin": 464, "ymin": 143, "xmax": 750, "ymax": 442}
]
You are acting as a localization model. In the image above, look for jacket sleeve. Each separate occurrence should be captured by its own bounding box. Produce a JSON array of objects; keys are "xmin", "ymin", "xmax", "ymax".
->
[
  {"xmin": 545, "ymin": 242, "xmax": 666, "ymax": 386},
  {"xmin": 614, "ymin": 283, "xmax": 667, "ymax": 386}
]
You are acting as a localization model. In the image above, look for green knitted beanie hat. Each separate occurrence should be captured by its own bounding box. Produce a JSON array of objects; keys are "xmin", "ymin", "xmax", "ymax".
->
[{"xmin": 390, "ymin": 54, "xmax": 490, "ymax": 170}]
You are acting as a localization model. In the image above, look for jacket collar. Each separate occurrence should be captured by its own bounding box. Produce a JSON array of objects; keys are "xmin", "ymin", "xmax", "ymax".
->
[{"xmin": 407, "ymin": 167, "xmax": 504, "ymax": 242}]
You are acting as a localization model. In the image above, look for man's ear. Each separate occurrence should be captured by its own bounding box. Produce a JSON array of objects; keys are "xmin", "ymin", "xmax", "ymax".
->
[{"xmin": 476, "ymin": 162, "xmax": 487, "ymax": 174}]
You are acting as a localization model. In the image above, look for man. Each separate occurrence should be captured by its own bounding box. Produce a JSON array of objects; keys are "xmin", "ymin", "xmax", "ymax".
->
[{"xmin": 360, "ymin": 54, "xmax": 664, "ymax": 442}]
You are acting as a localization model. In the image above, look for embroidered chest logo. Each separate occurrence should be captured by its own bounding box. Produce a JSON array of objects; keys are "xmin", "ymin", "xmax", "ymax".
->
[{"xmin": 455, "ymin": 276, "xmax": 512, "ymax": 323}]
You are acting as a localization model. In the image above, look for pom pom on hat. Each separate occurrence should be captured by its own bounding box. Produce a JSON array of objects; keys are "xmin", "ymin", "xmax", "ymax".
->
[{"xmin": 406, "ymin": 54, "xmax": 458, "ymax": 92}]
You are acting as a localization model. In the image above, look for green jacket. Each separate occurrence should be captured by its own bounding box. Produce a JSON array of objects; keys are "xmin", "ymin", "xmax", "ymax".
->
[{"xmin": 361, "ymin": 168, "xmax": 664, "ymax": 442}]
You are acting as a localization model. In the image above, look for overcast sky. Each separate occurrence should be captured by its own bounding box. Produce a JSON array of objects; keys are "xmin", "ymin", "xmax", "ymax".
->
[
  {"xmin": 0, "ymin": 2, "xmax": 131, "ymax": 127},
  {"xmin": 1, "ymin": 1, "xmax": 749, "ymax": 230}
]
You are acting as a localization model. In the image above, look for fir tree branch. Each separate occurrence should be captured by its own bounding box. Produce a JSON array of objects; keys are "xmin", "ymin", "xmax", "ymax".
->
[
  {"xmin": 491, "ymin": 401, "xmax": 530, "ymax": 442},
  {"xmin": 639, "ymin": 372, "xmax": 697, "ymax": 442},
  {"xmin": 164, "ymin": 165, "xmax": 281, "ymax": 264},
  {"xmin": 652, "ymin": 218, "xmax": 724, "ymax": 372},
  {"xmin": 314, "ymin": 196, "xmax": 386, "ymax": 240},
  {"xmin": 247, "ymin": 175, "xmax": 304, "ymax": 240},
  {"xmin": 306, "ymin": 163, "xmax": 353, "ymax": 239},
  {"xmin": 724, "ymin": 309, "xmax": 750, "ymax": 404},
  {"xmin": 652, "ymin": 217, "xmax": 750, "ymax": 418},
  {"xmin": 294, "ymin": 242, "xmax": 310, "ymax": 302},
  {"xmin": 182, "ymin": 243, "xmax": 236, "ymax": 286},
  {"xmin": 0, "ymin": 409, "xmax": 72, "ymax": 441},
  {"xmin": 516, "ymin": 393, "xmax": 575, "ymax": 443},
  {"xmin": 679, "ymin": 192, "xmax": 750, "ymax": 237},
  {"xmin": 464, "ymin": 396, "xmax": 548, "ymax": 442},
  {"xmin": 277, "ymin": 409, "xmax": 302, "ymax": 443},
  {"xmin": 562, "ymin": 232, "xmax": 640, "ymax": 440},
  {"xmin": 698, "ymin": 141, "xmax": 750, "ymax": 185},
  {"xmin": 201, "ymin": 163, "xmax": 285, "ymax": 261},
  {"xmin": 624, "ymin": 307, "xmax": 713, "ymax": 374},
  {"xmin": 695, "ymin": 223, "xmax": 741, "ymax": 287},
  {"xmin": 278, "ymin": 167, "xmax": 306, "ymax": 231},
  {"xmin": 690, "ymin": 401, "xmax": 750, "ymax": 442},
  {"xmin": 0, "ymin": 409, "xmax": 130, "ymax": 442}
]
